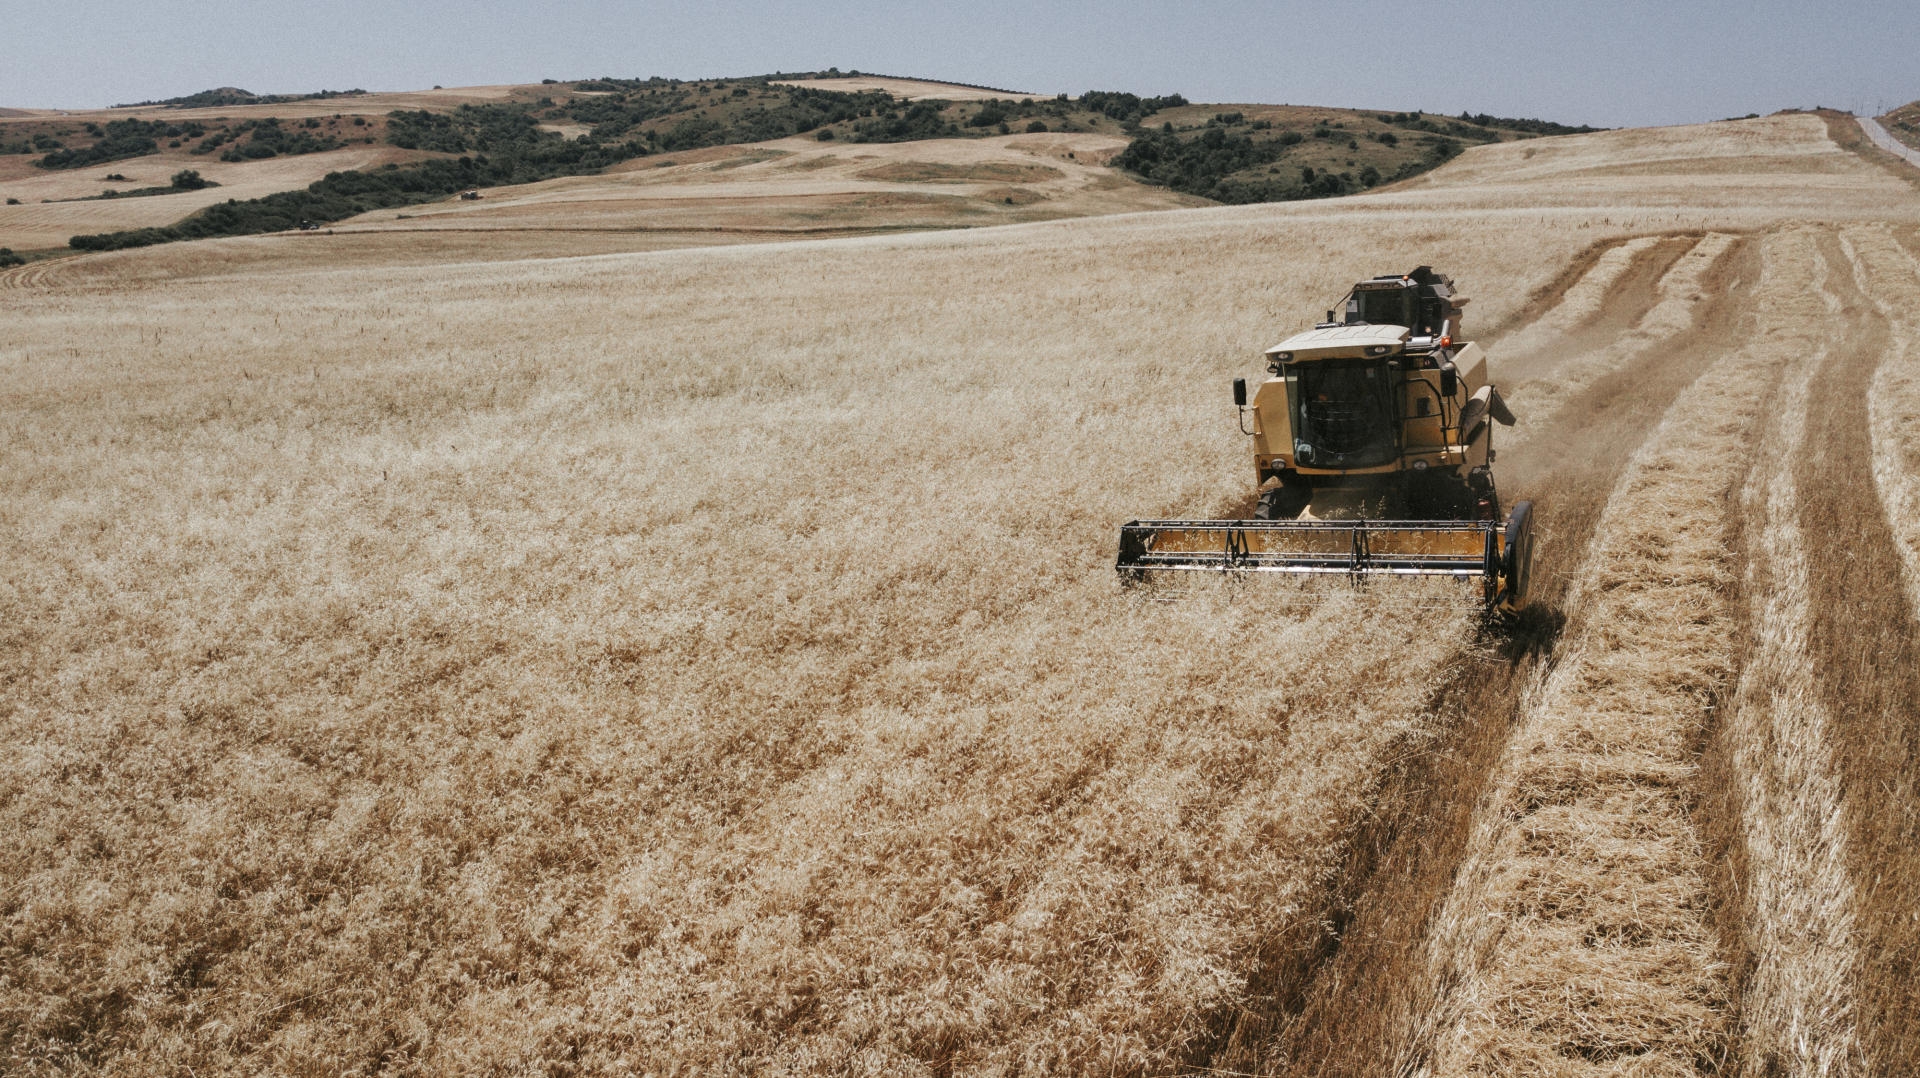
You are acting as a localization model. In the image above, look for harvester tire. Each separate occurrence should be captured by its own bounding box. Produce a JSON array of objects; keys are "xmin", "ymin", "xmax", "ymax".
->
[{"xmin": 1500, "ymin": 500, "xmax": 1535, "ymax": 610}]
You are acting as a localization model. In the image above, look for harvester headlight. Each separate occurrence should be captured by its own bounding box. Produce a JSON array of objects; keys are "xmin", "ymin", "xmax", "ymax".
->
[
  {"xmin": 1271, "ymin": 351, "xmax": 1292, "ymax": 362},
  {"xmin": 1367, "ymin": 345, "xmax": 1391, "ymax": 355},
  {"xmin": 1295, "ymin": 441, "xmax": 1313, "ymax": 463}
]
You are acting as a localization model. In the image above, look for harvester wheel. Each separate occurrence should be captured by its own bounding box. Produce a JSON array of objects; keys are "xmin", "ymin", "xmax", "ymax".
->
[{"xmin": 1500, "ymin": 500, "xmax": 1535, "ymax": 610}]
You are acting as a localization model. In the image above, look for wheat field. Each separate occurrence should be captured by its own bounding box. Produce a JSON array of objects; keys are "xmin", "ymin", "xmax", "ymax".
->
[{"xmin": 4, "ymin": 111, "xmax": 1920, "ymax": 1076}]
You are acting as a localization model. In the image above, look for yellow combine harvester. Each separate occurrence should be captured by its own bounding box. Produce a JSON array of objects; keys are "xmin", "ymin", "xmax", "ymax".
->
[{"xmin": 1118, "ymin": 267, "xmax": 1536, "ymax": 612}]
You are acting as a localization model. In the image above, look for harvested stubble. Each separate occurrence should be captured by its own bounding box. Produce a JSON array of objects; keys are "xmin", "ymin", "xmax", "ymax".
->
[
  {"xmin": 1401, "ymin": 230, "xmax": 1826, "ymax": 1077},
  {"xmin": 1488, "ymin": 235, "xmax": 1663, "ymax": 362},
  {"xmin": 1857, "ymin": 227, "xmax": 1920, "ymax": 627},
  {"xmin": 1259, "ymin": 228, "xmax": 1762, "ymax": 1078},
  {"xmin": 1720, "ymin": 227, "xmax": 1862, "ymax": 1076},
  {"xmin": 1799, "ymin": 225, "xmax": 1920, "ymax": 1074}
]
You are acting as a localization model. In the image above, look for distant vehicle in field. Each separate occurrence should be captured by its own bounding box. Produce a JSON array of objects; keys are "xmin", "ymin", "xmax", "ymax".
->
[
  {"xmin": 296, "ymin": 220, "xmax": 319, "ymax": 231},
  {"xmin": 459, "ymin": 190, "xmax": 481, "ymax": 201},
  {"xmin": 1117, "ymin": 267, "xmax": 1535, "ymax": 612}
]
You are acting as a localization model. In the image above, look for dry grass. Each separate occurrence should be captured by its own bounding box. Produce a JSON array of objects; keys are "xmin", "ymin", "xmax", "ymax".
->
[
  {"xmin": 1872, "ymin": 101, "xmax": 1920, "ymax": 153},
  {"xmin": 5, "ymin": 111, "xmax": 1920, "ymax": 1076},
  {"xmin": 1, "ymin": 83, "xmax": 547, "ymax": 126}
]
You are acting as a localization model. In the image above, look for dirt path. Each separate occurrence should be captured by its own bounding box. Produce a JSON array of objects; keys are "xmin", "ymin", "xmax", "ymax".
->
[{"xmin": 1857, "ymin": 116, "xmax": 1920, "ymax": 169}]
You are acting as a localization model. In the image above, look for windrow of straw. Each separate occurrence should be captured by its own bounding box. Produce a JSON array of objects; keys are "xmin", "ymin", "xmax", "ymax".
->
[
  {"xmin": 1490, "ymin": 236, "xmax": 1663, "ymax": 359},
  {"xmin": 1398, "ymin": 228, "xmax": 1814, "ymax": 1077},
  {"xmin": 1499, "ymin": 232, "xmax": 1737, "ymax": 454},
  {"xmin": 1856, "ymin": 227, "xmax": 1920, "ymax": 624},
  {"xmin": 1802, "ymin": 224, "xmax": 1920, "ymax": 1072},
  {"xmin": 1721, "ymin": 226, "xmax": 1862, "ymax": 1076}
]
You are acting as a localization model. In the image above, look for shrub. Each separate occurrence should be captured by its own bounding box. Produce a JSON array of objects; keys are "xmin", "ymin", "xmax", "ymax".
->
[
  {"xmin": 1026, "ymin": 121, "xmax": 1048, "ymax": 133},
  {"xmin": 37, "ymin": 118, "xmax": 171, "ymax": 169},
  {"xmin": 217, "ymin": 118, "xmax": 342, "ymax": 161},
  {"xmin": 1080, "ymin": 90, "xmax": 1188, "ymax": 124},
  {"xmin": 1423, "ymin": 136, "xmax": 1462, "ymax": 164},
  {"xmin": 5, "ymin": 197, "xmax": 19, "ymax": 205},
  {"xmin": 816, "ymin": 128, "xmax": 835, "ymax": 140},
  {"xmin": 0, "ymin": 247, "xmax": 23, "ymax": 268},
  {"xmin": 386, "ymin": 111, "xmax": 467, "ymax": 152},
  {"xmin": 171, "ymin": 169, "xmax": 211, "ymax": 190},
  {"xmin": 968, "ymin": 103, "xmax": 1009, "ymax": 128}
]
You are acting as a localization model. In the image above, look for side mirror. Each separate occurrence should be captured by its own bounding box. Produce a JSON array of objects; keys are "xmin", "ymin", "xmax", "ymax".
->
[
  {"xmin": 1439, "ymin": 364, "xmax": 1458, "ymax": 398},
  {"xmin": 1232, "ymin": 377, "xmax": 1248, "ymax": 407},
  {"xmin": 1326, "ymin": 309, "xmax": 1336, "ymax": 324}
]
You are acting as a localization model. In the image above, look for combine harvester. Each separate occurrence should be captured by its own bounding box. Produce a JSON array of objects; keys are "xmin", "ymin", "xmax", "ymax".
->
[{"xmin": 1118, "ymin": 267, "xmax": 1536, "ymax": 612}]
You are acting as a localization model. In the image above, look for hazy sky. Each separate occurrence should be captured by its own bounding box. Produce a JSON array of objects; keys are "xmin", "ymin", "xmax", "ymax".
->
[{"xmin": 6, "ymin": 0, "xmax": 1916, "ymax": 126}]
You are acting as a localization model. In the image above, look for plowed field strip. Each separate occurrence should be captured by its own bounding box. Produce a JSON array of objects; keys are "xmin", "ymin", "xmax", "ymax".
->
[
  {"xmin": 1400, "ymin": 228, "xmax": 1815, "ymax": 1078},
  {"xmin": 1802, "ymin": 228, "xmax": 1920, "ymax": 1073},
  {"xmin": 1200, "ymin": 237, "xmax": 1758, "ymax": 1077},
  {"xmin": 1718, "ymin": 227, "xmax": 1862, "ymax": 1077}
]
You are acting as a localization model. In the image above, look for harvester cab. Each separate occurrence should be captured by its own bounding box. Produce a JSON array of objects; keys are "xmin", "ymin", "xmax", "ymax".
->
[{"xmin": 1118, "ymin": 268, "xmax": 1536, "ymax": 613}]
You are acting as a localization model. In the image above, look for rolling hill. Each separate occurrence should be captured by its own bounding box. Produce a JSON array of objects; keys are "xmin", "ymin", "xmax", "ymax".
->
[{"xmin": 2, "ymin": 75, "xmax": 1585, "ymax": 259}]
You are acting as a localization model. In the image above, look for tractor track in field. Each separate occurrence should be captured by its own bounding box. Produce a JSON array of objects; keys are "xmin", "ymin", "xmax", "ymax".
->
[{"xmin": 1194, "ymin": 231, "xmax": 1758, "ymax": 1077}]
